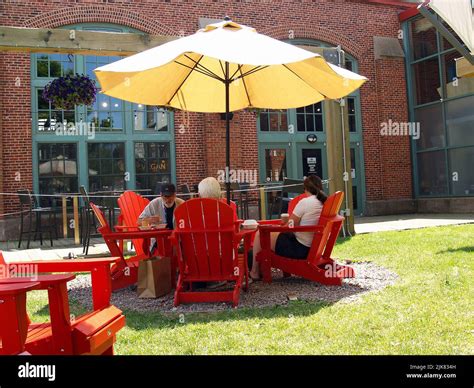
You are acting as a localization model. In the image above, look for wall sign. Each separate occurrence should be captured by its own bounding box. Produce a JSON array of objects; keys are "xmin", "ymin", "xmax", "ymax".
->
[{"xmin": 302, "ymin": 148, "xmax": 322, "ymax": 177}]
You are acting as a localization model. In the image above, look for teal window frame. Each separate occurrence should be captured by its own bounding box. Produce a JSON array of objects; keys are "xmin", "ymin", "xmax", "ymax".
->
[
  {"xmin": 31, "ymin": 23, "xmax": 176, "ymax": 194},
  {"xmin": 402, "ymin": 16, "xmax": 474, "ymax": 198}
]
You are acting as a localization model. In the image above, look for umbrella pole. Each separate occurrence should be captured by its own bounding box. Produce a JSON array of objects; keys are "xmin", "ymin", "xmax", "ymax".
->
[{"xmin": 225, "ymin": 61, "xmax": 231, "ymax": 204}]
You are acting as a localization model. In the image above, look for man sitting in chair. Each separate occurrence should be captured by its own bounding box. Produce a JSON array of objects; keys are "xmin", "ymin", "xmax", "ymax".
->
[{"xmin": 138, "ymin": 183, "xmax": 185, "ymax": 255}]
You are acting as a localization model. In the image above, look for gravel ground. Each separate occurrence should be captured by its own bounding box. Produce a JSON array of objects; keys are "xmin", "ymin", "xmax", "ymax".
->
[{"xmin": 67, "ymin": 261, "xmax": 398, "ymax": 314}]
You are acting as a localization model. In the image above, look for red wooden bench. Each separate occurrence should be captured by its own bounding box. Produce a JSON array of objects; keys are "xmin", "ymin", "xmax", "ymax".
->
[
  {"xmin": 171, "ymin": 198, "xmax": 255, "ymax": 307},
  {"xmin": 0, "ymin": 274, "xmax": 125, "ymax": 355},
  {"xmin": 257, "ymin": 191, "xmax": 355, "ymax": 285}
]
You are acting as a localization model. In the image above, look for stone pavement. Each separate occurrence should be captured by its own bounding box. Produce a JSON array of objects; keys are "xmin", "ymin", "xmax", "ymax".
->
[{"xmin": 1, "ymin": 214, "xmax": 473, "ymax": 262}]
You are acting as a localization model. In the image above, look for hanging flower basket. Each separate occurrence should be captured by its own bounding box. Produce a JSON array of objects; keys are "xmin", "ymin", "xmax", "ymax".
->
[{"xmin": 42, "ymin": 74, "xmax": 98, "ymax": 110}]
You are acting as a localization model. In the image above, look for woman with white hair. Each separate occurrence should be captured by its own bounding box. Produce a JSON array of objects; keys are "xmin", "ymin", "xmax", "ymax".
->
[
  {"xmin": 198, "ymin": 177, "xmax": 238, "ymax": 221},
  {"xmin": 198, "ymin": 177, "xmax": 222, "ymax": 199}
]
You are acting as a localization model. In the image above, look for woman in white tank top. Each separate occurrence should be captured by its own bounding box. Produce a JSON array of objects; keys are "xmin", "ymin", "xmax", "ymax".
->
[{"xmin": 249, "ymin": 175, "xmax": 327, "ymax": 281}]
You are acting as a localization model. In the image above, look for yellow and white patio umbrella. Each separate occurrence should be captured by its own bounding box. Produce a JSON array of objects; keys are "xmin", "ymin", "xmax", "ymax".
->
[{"xmin": 94, "ymin": 18, "xmax": 367, "ymax": 200}]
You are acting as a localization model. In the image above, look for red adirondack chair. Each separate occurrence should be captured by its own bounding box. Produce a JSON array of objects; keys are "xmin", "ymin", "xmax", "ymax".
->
[
  {"xmin": 257, "ymin": 191, "xmax": 355, "ymax": 285},
  {"xmin": 0, "ymin": 251, "xmax": 7, "ymax": 279},
  {"xmin": 171, "ymin": 198, "xmax": 255, "ymax": 307},
  {"xmin": 90, "ymin": 202, "xmax": 174, "ymax": 290},
  {"xmin": 117, "ymin": 191, "xmax": 151, "ymax": 258},
  {"xmin": 0, "ymin": 274, "xmax": 125, "ymax": 355}
]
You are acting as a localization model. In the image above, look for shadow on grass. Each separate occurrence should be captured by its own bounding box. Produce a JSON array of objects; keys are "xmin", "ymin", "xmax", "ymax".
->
[
  {"xmin": 65, "ymin": 276, "xmax": 367, "ymax": 330},
  {"xmin": 436, "ymin": 246, "xmax": 474, "ymax": 254},
  {"xmin": 29, "ymin": 297, "xmax": 90, "ymax": 321}
]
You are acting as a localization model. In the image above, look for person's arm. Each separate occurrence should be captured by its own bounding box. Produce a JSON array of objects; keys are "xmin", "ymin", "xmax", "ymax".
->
[
  {"xmin": 138, "ymin": 198, "xmax": 161, "ymax": 220},
  {"xmin": 286, "ymin": 213, "xmax": 301, "ymax": 227}
]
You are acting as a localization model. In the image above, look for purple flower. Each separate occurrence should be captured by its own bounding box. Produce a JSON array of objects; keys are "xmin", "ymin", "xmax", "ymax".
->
[{"xmin": 42, "ymin": 74, "xmax": 98, "ymax": 110}]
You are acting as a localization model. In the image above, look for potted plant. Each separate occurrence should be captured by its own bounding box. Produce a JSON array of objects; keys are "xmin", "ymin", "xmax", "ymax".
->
[{"xmin": 42, "ymin": 73, "xmax": 98, "ymax": 110}]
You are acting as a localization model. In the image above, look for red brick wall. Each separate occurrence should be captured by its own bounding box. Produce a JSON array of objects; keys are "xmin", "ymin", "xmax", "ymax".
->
[
  {"xmin": 0, "ymin": 0, "xmax": 413, "ymax": 213},
  {"xmin": 0, "ymin": 52, "xmax": 33, "ymax": 211}
]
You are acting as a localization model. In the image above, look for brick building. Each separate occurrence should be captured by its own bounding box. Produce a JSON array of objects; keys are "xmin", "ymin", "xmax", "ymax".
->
[{"xmin": 0, "ymin": 0, "xmax": 473, "ymax": 239}]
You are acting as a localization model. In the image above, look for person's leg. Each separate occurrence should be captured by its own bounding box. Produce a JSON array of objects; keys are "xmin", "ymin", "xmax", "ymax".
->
[
  {"xmin": 250, "ymin": 231, "xmax": 279, "ymax": 279},
  {"xmin": 249, "ymin": 231, "xmax": 261, "ymax": 279}
]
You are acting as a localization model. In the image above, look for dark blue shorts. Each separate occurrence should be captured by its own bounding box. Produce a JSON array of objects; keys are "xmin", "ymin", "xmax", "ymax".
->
[{"xmin": 275, "ymin": 232, "xmax": 310, "ymax": 260}]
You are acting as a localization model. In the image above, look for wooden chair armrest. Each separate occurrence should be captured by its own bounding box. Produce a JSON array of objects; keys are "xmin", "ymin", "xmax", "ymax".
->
[
  {"xmin": 258, "ymin": 224, "xmax": 325, "ymax": 234},
  {"xmin": 257, "ymin": 219, "xmax": 282, "ymax": 225},
  {"xmin": 114, "ymin": 225, "xmax": 140, "ymax": 231}
]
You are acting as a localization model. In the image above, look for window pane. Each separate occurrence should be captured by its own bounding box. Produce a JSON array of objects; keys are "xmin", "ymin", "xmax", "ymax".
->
[
  {"xmin": 37, "ymin": 61, "xmax": 49, "ymax": 77},
  {"xmin": 264, "ymin": 149, "xmax": 287, "ymax": 182},
  {"xmin": 269, "ymin": 113, "xmax": 280, "ymax": 131},
  {"xmin": 259, "ymin": 110, "xmax": 287, "ymax": 131},
  {"xmin": 100, "ymin": 159, "xmax": 113, "ymax": 175},
  {"xmin": 449, "ymin": 147, "xmax": 474, "ymax": 195},
  {"xmin": 446, "ymin": 95, "xmax": 474, "ymax": 147},
  {"xmin": 415, "ymin": 103, "xmax": 445, "ymax": 150},
  {"xmin": 135, "ymin": 142, "xmax": 171, "ymax": 192},
  {"xmin": 49, "ymin": 60, "xmax": 61, "ymax": 77},
  {"xmin": 314, "ymin": 115, "xmax": 323, "ymax": 132},
  {"xmin": 413, "ymin": 57, "xmax": 441, "ymax": 105},
  {"xmin": 37, "ymin": 89, "xmax": 49, "ymax": 110},
  {"xmin": 348, "ymin": 98, "xmax": 356, "ymax": 132},
  {"xmin": 443, "ymin": 51, "xmax": 474, "ymax": 99},
  {"xmin": 345, "ymin": 60, "xmax": 353, "ymax": 72},
  {"xmin": 259, "ymin": 112, "xmax": 269, "ymax": 131},
  {"xmin": 133, "ymin": 105, "xmax": 168, "ymax": 131},
  {"xmin": 297, "ymin": 114, "xmax": 305, "ymax": 132},
  {"xmin": 88, "ymin": 143, "xmax": 125, "ymax": 192},
  {"xmin": 296, "ymin": 104, "xmax": 322, "ymax": 132},
  {"xmin": 349, "ymin": 115, "xmax": 356, "ymax": 133},
  {"xmin": 38, "ymin": 143, "xmax": 79, "ymax": 205},
  {"xmin": 417, "ymin": 150, "xmax": 448, "ymax": 195},
  {"xmin": 410, "ymin": 17, "xmax": 438, "ymax": 60},
  {"xmin": 62, "ymin": 61, "xmax": 74, "ymax": 76},
  {"xmin": 305, "ymin": 114, "xmax": 315, "ymax": 132}
]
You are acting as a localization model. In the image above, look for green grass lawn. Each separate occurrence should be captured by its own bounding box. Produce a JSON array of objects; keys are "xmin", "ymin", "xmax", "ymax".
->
[{"xmin": 26, "ymin": 224, "xmax": 474, "ymax": 355}]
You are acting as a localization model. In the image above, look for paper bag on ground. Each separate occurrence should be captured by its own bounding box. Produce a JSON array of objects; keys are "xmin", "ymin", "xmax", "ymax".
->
[{"xmin": 137, "ymin": 256, "xmax": 171, "ymax": 298}]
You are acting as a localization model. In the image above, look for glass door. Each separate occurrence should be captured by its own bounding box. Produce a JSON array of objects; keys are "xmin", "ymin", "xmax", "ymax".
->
[{"xmin": 259, "ymin": 143, "xmax": 292, "ymax": 218}]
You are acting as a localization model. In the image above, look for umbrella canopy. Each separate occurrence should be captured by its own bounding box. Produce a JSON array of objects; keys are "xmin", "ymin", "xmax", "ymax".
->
[
  {"xmin": 95, "ymin": 20, "xmax": 366, "ymax": 111},
  {"xmin": 94, "ymin": 18, "xmax": 367, "ymax": 200}
]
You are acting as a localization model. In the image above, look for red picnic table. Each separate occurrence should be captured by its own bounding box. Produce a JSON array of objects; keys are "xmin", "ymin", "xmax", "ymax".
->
[{"xmin": 4, "ymin": 257, "xmax": 121, "ymax": 310}]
